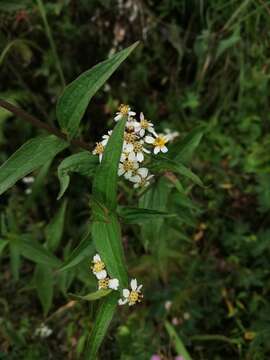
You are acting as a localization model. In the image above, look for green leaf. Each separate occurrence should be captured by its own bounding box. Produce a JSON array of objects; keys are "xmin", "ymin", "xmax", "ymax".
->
[
  {"xmin": 14, "ymin": 234, "xmax": 61, "ymax": 267},
  {"xmin": 34, "ymin": 264, "xmax": 54, "ymax": 315},
  {"xmin": 0, "ymin": 239, "xmax": 8, "ymax": 255},
  {"xmin": 45, "ymin": 200, "xmax": 67, "ymax": 251},
  {"xmin": 91, "ymin": 211, "xmax": 128, "ymax": 286},
  {"xmin": 69, "ymin": 289, "xmax": 112, "ymax": 302},
  {"xmin": 57, "ymin": 152, "xmax": 98, "ymax": 199},
  {"xmin": 216, "ymin": 27, "xmax": 240, "ymax": 60},
  {"xmin": 56, "ymin": 42, "xmax": 139, "ymax": 137},
  {"xmin": 0, "ymin": 135, "xmax": 67, "ymax": 195},
  {"xmin": 117, "ymin": 206, "xmax": 176, "ymax": 224},
  {"xmin": 165, "ymin": 321, "xmax": 193, "ymax": 360},
  {"xmin": 59, "ymin": 230, "xmax": 93, "ymax": 272},
  {"xmin": 92, "ymin": 118, "xmax": 127, "ymax": 210},
  {"xmin": 84, "ymin": 292, "xmax": 118, "ymax": 359},
  {"xmin": 150, "ymin": 156, "xmax": 203, "ymax": 187},
  {"xmin": 9, "ymin": 240, "xmax": 21, "ymax": 281},
  {"xmin": 169, "ymin": 125, "xmax": 205, "ymax": 163}
]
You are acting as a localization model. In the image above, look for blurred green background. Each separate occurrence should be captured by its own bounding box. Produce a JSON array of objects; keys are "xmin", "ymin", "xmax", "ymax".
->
[{"xmin": 1, "ymin": 0, "xmax": 270, "ymax": 359}]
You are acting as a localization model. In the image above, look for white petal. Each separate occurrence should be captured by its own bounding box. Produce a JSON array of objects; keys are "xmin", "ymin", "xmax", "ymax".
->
[
  {"xmin": 93, "ymin": 254, "xmax": 101, "ymax": 262},
  {"xmin": 123, "ymin": 289, "xmax": 130, "ymax": 298},
  {"xmin": 130, "ymin": 175, "xmax": 141, "ymax": 183},
  {"xmin": 130, "ymin": 278, "xmax": 137, "ymax": 291},
  {"xmin": 139, "ymin": 129, "xmax": 145, "ymax": 137},
  {"xmin": 161, "ymin": 146, "xmax": 168, "ymax": 153},
  {"xmin": 133, "ymin": 162, "xmax": 139, "ymax": 169},
  {"xmin": 137, "ymin": 284, "xmax": 143, "ymax": 292},
  {"xmin": 99, "ymin": 154, "xmax": 103, "ymax": 162},
  {"xmin": 125, "ymin": 143, "xmax": 133, "ymax": 152},
  {"xmin": 129, "ymin": 111, "xmax": 136, "ymax": 116},
  {"xmin": 154, "ymin": 147, "xmax": 160, "ymax": 155},
  {"xmin": 138, "ymin": 167, "xmax": 148, "ymax": 178},
  {"xmin": 145, "ymin": 136, "xmax": 155, "ymax": 144},
  {"xmin": 118, "ymin": 298, "xmax": 128, "ymax": 305},
  {"xmin": 140, "ymin": 112, "xmax": 144, "ymax": 121},
  {"xmin": 137, "ymin": 152, "xmax": 144, "ymax": 162},
  {"xmin": 143, "ymin": 148, "xmax": 151, "ymax": 154},
  {"xmin": 114, "ymin": 114, "xmax": 122, "ymax": 122},
  {"xmin": 118, "ymin": 165, "xmax": 125, "ymax": 176},
  {"xmin": 128, "ymin": 152, "xmax": 136, "ymax": 161},
  {"xmin": 108, "ymin": 278, "xmax": 119, "ymax": 290},
  {"xmin": 134, "ymin": 183, "xmax": 139, "ymax": 188},
  {"xmin": 124, "ymin": 171, "xmax": 132, "ymax": 179},
  {"xmin": 95, "ymin": 270, "xmax": 107, "ymax": 279}
]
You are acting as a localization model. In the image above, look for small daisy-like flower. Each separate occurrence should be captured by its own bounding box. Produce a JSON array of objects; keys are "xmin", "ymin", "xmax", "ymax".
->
[
  {"xmin": 98, "ymin": 277, "xmax": 119, "ymax": 290},
  {"xmin": 92, "ymin": 142, "xmax": 105, "ymax": 162},
  {"xmin": 118, "ymin": 159, "xmax": 139, "ymax": 179},
  {"xmin": 91, "ymin": 254, "xmax": 107, "ymax": 279},
  {"xmin": 128, "ymin": 140, "xmax": 150, "ymax": 163},
  {"xmin": 118, "ymin": 278, "xmax": 143, "ymax": 306},
  {"xmin": 101, "ymin": 130, "xmax": 112, "ymax": 146},
  {"xmin": 145, "ymin": 133, "xmax": 169, "ymax": 154},
  {"xmin": 134, "ymin": 112, "xmax": 154, "ymax": 137},
  {"xmin": 130, "ymin": 167, "xmax": 154, "ymax": 188},
  {"xmin": 114, "ymin": 104, "xmax": 136, "ymax": 122}
]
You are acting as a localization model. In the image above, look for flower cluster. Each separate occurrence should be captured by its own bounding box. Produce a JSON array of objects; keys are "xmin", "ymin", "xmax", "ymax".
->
[
  {"xmin": 92, "ymin": 104, "xmax": 177, "ymax": 189},
  {"xmin": 90, "ymin": 254, "xmax": 143, "ymax": 306},
  {"xmin": 91, "ymin": 254, "xmax": 119, "ymax": 291}
]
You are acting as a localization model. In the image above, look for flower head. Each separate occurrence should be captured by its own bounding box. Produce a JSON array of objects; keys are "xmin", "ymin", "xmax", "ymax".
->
[
  {"xmin": 98, "ymin": 277, "xmax": 119, "ymax": 290},
  {"xmin": 127, "ymin": 140, "xmax": 150, "ymax": 163},
  {"xmin": 118, "ymin": 159, "xmax": 139, "ymax": 179},
  {"xmin": 130, "ymin": 167, "xmax": 154, "ymax": 188},
  {"xmin": 114, "ymin": 104, "xmax": 136, "ymax": 122},
  {"xmin": 91, "ymin": 254, "xmax": 107, "ymax": 279},
  {"xmin": 134, "ymin": 112, "xmax": 154, "ymax": 137},
  {"xmin": 145, "ymin": 133, "xmax": 169, "ymax": 154},
  {"xmin": 118, "ymin": 278, "xmax": 143, "ymax": 306},
  {"xmin": 92, "ymin": 142, "xmax": 105, "ymax": 162}
]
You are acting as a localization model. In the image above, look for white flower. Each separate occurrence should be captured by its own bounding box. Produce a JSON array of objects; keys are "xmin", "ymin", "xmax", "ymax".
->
[
  {"xmin": 101, "ymin": 130, "xmax": 112, "ymax": 146},
  {"xmin": 22, "ymin": 176, "xmax": 34, "ymax": 184},
  {"xmin": 134, "ymin": 112, "xmax": 154, "ymax": 137},
  {"xmin": 145, "ymin": 133, "xmax": 169, "ymax": 154},
  {"xmin": 118, "ymin": 159, "xmax": 139, "ymax": 179},
  {"xmin": 130, "ymin": 167, "xmax": 154, "ymax": 188},
  {"xmin": 92, "ymin": 142, "xmax": 105, "ymax": 162},
  {"xmin": 98, "ymin": 277, "xmax": 119, "ymax": 290},
  {"xmin": 118, "ymin": 278, "xmax": 143, "ymax": 306},
  {"xmin": 114, "ymin": 104, "xmax": 136, "ymax": 122},
  {"xmin": 91, "ymin": 253, "xmax": 107, "ymax": 279},
  {"xmin": 123, "ymin": 131, "xmax": 138, "ymax": 152},
  {"xmin": 35, "ymin": 324, "xmax": 53, "ymax": 338},
  {"xmin": 127, "ymin": 140, "xmax": 150, "ymax": 163}
]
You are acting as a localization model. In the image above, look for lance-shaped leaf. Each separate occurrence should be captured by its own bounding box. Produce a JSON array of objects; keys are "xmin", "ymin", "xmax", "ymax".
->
[
  {"xmin": 150, "ymin": 156, "xmax": 203, "ymax": 187},
  {"xmin": 34, "ymin": 264, "xmax": 54, "ymax": 315},
  {"xmin": 57, "ymin": 151, "xmax": 98, "ymax": 199},
  {"xmin": 56, "ymin": 42, "xmax": 139, "ymax": 137},
  {"xmin": 165, "ymin": 321, "xmax": 193, "ymax": 360},
  {"xmin": 45, "ymin": 200, "xmax": 67, "ymax": 251},
  {"xmin": 0, "ymin": 135, "xmax": 67, "ymax": 195},
  {"xmin": 91, "ymin": 117, "xmax": 128, "ymax": 285},
  {"xmin": 84, "ymin": 292, "xmax": 118, "ymax": 359},
  {"xmin": 117, "ymin": 206, "xmax": 176, "ymax": 224},
  {"xmin": 69, "ymin": 289, "xmax": 112, "ymax": 302}
]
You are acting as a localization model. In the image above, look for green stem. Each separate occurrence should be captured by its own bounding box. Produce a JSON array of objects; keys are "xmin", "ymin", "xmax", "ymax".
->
[{"xmin": 36, "ymin": 0, "xmax": 66, "ymax": 88}]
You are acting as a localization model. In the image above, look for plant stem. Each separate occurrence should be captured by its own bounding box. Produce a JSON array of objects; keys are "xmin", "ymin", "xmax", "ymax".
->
[
  {"xmin": 36, "ymin": 0, "xmax": 66, "ymax": 88},
  {"xmin": 0, "ymin": 99, "xmax": 91, "ymax": 151}
]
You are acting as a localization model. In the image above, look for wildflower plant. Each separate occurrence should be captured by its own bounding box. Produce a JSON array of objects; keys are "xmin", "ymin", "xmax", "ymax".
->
[{"xmin": 0, "ymin": 42, "xmax": 203, "ymax": 358}]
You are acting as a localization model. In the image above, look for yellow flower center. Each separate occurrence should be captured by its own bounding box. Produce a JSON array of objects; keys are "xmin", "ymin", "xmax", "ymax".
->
[
  {"xmin": 133, "ymin": 142, "xmax": 143, "ymax": 152},
  {"xmin": 141, "ymin": 119, "xmax": 149, "ymax": 129},
  {"xmin": 153, "ymin": 136, "xmax": 167, "ymax": 147},
  {"xmin": 92, "ymin": 261, "xmax": 105, "ymax": 273},
  {"xmin": 123, "ymin": 160, "xmax": 136, "ymax": 172},
  {"xmin": 94, "ymin": 142, "xmax": 104, "ymax": 154},
  {"xmin": 98, "ymin": 278, "xmax": 109, "ymax": 289},
  {"xmin": 118, "ymin": 104, "xmax": 130, "ymax": 115},
  {"xmin": 128, "ymin": 291, "xmax": 143, "ymax": 305},
  {"xmin": 124, "ymin": 132, "xmax": 137, "ymax": 144}
]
